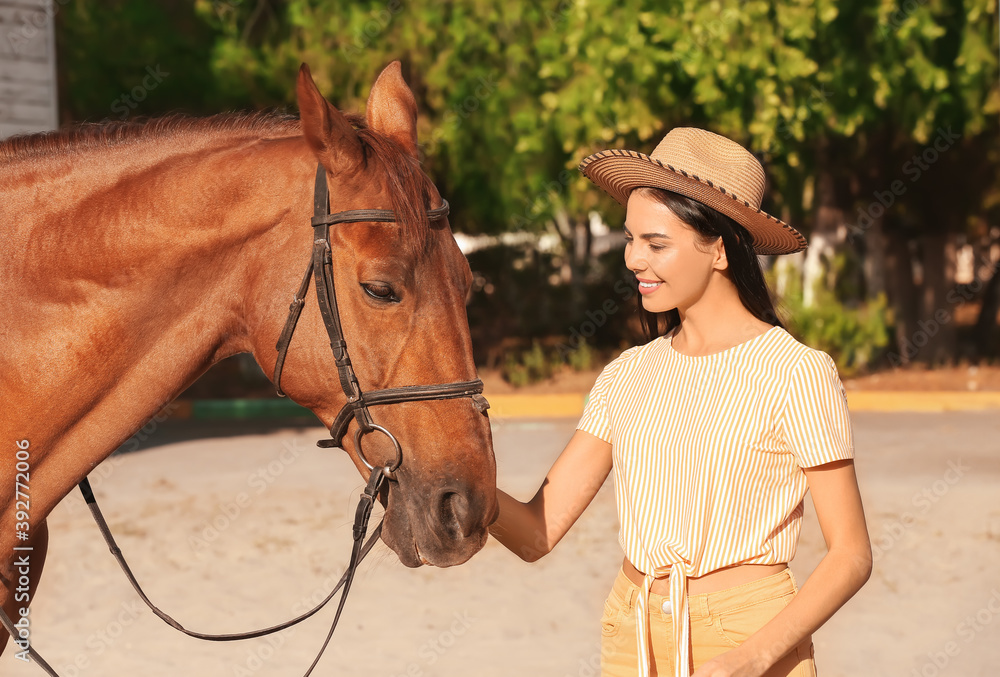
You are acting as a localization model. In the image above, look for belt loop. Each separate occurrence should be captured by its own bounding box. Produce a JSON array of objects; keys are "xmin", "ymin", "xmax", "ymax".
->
[
  {"xmin": 786, "ymin": 567, "xmax": 799, "ymax": 592},
  {"xmin": 627, "ymin": 578, "xmax": 638, "ymax": 612},
  {"xmin": 691, "ymin": 591, "xmax": 710, "ymax": 619}
]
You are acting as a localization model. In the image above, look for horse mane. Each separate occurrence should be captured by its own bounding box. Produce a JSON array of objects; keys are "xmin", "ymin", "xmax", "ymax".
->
[
  {"xmin": 0, "ymin": 110, "xmax": 436, "ymax": 243},
  {"xmin": 0, "ymin": 111, "xmax": 302, "ymax": 160}
]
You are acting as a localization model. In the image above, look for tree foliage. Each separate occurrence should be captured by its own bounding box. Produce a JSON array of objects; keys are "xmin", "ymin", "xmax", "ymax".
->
[
  {"xmin": 53, "ymin": 0, "xmax": 1000, "ymax": 366},
  {"xmin": 57, "ymin": 1, "xmax": 222, "ymax": 121}
]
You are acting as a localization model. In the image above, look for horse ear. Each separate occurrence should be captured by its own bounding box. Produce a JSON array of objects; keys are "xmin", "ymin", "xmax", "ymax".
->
[
  {"xmin": 365, "ymin": 61, "xmax": 419, "ymax": 159},
  {"xmin": 296, "ymin": 63, "xmax": 362, "ymax": 168}
]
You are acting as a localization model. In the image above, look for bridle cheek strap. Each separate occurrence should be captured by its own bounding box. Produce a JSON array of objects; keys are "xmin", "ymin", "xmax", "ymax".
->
[{"xmin": 273, "ymin": 164, "xmax": 489, "ymax": 472}]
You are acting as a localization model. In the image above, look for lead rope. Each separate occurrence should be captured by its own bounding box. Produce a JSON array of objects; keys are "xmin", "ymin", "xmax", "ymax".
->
[
  {"xmin": 0, "ymin": 608, "xmax": 60, "ymax": 676},
  {"xmin": 1, "ymin": 469, "xmax": 387, "ymax": 676},
  {"xmin": 303, "ymin": 465, "xmax": 385, "ymax": 676}
]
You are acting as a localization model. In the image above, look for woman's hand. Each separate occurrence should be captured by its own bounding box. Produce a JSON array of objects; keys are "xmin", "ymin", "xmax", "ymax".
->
[
  {"xmin": 489, "ymin": 429, "xmax": 612, "ymax": 561},
  {"xmin": 691, "ymin": 645, "xmax": 766, "ymax": 677}
]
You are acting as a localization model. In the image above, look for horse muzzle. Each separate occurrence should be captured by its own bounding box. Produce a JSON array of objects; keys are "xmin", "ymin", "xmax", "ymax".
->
[{"xmin": 380, "ymin": 471, "xmax": 496, "ymax": 568}]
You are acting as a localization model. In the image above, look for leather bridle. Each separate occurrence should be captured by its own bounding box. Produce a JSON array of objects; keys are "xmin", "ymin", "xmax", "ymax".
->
[
  {"xmin": 273, "ymin": 164, "xmax": 490, "ymax": 478},
  {"xmin": 2, "ymin": 164, "xmax": 492, "ymax": 676}
]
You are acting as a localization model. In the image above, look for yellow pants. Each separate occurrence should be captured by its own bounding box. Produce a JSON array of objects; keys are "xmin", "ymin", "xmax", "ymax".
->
[{"xmin": 600, "ymin": 567, "xmax": 817, "ymax": 676}]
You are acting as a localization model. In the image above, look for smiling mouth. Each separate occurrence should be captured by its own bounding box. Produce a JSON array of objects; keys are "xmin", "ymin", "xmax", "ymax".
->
[{"xmin": 637, "ymin": 279, "xmax": 663, "ymax": 294}]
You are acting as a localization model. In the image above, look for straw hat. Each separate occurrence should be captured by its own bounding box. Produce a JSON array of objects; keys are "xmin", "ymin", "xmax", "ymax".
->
[{"xmin": 579, "ymin": 127, "xmax": 807, "ymax": 255}]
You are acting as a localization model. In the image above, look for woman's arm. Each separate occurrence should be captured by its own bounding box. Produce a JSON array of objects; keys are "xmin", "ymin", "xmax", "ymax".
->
[
  {"xmin": 489, "ymin": 429, "xmax": 613, "ymax": 562},
  {"xmin": 694, "ymin": 458, "xmax": 873, "ymax": 677}
]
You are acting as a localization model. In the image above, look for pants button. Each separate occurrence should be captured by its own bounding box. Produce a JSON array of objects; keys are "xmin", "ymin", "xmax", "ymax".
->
[{"xmin": 661, "ymin": 600, "xmax": 671, "ymax": 614}]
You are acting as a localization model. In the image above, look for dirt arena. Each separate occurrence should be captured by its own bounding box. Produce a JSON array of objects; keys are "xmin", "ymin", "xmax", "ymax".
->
[{"xmin": 3, "ymin": 411, "xmax": 998, "ymax": 676}]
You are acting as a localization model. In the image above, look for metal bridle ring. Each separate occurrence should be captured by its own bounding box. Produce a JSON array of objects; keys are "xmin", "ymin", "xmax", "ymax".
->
[{"xmin": 353, "ymin": 424, "xmax": 402, "ymax": 480}]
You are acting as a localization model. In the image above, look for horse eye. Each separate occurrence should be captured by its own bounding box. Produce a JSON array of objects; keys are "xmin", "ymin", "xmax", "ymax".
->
[{"xmin": 361, "ymin": 282, "xmax": 398, "ymax": 302}]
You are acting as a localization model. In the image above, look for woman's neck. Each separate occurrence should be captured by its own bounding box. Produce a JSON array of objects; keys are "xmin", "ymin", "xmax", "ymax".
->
[{"xmin": 671, "ymin": 280, "xmax": 773, "ymax": 356}]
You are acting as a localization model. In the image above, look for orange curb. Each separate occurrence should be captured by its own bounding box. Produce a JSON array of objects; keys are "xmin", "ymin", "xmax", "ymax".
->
[
  {"xmin": 162, "ymin": 391, "xmax": 1000, "ymax": 422},
  {"xmin": 484, "ymin": 391, "xmax": 1000, "ymax": 417},
  {"xmin": 843, "ymin": 390, "xmax": 1000, "ymax": 412},
  {"xmin": 485, "ymin": 394, "xmax": 589, "ymax": 419}
]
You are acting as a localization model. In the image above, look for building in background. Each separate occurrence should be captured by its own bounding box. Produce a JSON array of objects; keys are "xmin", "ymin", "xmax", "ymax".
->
[{"xmin": 0, "ymin": 0, "xmax": 57, "ymax": 138}]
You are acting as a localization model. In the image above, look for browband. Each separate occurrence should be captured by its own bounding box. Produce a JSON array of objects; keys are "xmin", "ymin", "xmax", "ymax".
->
[{"xmin": 310, "ymin": 201, "xmax": 450, "ymax": 227}]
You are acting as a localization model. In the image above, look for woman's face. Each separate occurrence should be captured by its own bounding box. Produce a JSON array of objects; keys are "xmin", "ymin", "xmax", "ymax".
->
[{"xmin": 623, "ymin": 190, "xmax": 726, "ymax": 314}]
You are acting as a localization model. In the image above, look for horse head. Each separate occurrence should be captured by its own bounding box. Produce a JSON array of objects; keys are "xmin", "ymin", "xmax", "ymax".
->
[{"xmin": 251, "ymin": 63, "xmax": 497, "ymax": 568}]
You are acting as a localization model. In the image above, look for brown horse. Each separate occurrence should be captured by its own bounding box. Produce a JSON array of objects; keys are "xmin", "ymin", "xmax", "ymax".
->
[{"xmin": 0, "ymin": 62, "xmax": 498, "ymax": 657}]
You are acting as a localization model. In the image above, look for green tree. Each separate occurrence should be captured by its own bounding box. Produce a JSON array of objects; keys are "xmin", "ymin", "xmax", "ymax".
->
[
  {"xmin": 55, "ymin": 0, "xmax": 998, "ymax": 367},
  {"xmin": 585, "ymin": 0, "xmax": 999, "ymax": 365}
]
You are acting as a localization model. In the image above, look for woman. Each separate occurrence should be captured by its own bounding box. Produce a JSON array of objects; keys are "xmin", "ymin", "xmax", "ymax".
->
[{"xmin": 488, "ymin": 128, "xmax": 872, "ymax": 677}]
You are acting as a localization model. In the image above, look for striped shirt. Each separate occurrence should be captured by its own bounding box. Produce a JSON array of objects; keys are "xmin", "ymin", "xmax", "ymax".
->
[{"xmin": 577, "ymin": 324, "xmax": 854, "ymax": 677}]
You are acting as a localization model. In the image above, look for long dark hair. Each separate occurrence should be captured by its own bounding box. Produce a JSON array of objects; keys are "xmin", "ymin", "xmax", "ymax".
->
[{"xmin": 634, "ymin": 186, "xmax": 784, "ymax": 341}]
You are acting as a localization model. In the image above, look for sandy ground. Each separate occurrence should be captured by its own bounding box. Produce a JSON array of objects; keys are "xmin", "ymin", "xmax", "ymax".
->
[{"xmin": 3, "ymin": 412, "xmax": 999, "ymax": 677}]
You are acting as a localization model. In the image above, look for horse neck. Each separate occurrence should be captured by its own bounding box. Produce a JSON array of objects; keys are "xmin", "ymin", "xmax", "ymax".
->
[{"xmin": 0, "ymin": 133, "xmax": 314, "ymax": 467}]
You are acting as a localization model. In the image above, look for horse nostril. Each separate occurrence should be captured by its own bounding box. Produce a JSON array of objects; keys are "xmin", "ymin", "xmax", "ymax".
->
[{"xmin": 438, "ymin": 490, "xmax": 472, "ymax": 539}]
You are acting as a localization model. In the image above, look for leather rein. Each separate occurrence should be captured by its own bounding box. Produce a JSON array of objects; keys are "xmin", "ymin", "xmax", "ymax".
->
[{"xmin": 2, "ymin": 164, "xmax": 490, "ymax": 675}]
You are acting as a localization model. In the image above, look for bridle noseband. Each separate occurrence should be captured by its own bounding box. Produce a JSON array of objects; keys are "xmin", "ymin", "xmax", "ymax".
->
[{"xmin": 273, "ymin": 164, "xmax": 489, "ymax": 478}]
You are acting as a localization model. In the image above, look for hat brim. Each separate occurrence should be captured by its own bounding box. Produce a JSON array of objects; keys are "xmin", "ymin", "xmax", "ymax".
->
[{"xmin": 579, "ymin": 149, "xmax": 807, "ymax": 255}]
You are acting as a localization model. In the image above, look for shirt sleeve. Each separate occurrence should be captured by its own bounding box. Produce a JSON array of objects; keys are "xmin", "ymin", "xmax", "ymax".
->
[
  {"xmin": 778, "ymin": 350, "xmax": 855, "ymax": 468},
  {"xmin": 576, "ymin": 348, "xmax": 635, "ymax": 443}
]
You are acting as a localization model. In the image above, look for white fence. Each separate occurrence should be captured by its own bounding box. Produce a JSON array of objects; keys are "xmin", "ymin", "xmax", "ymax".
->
[{"xmin": 0, "ymin": 0, "xmax": 57, "ymax": 139}]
